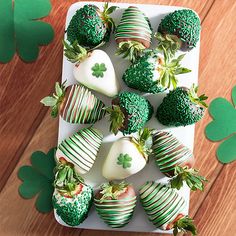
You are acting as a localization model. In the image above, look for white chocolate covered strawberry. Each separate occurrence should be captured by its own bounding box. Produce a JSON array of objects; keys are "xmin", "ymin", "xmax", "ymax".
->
[
  {"xmin": 102, "ymin": 128, "xmax": 152, "ymax": 180},
  {"xmin": 63, "ymin": 41, "xmax": 120, "ymax": 97}
]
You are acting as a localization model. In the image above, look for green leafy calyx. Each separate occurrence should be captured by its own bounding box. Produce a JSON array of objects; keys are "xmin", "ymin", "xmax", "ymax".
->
[
  {"xmin": 116, "ymin": 41, "xmax": 146, "ymax": 63},
  {"xmin": 173, "ymin": 216, "xmax": 197, "ymax": 236},
  {"xmin": 132, "ymin": 128, "xmax": 153, "ymax": 160},
  {"xmin": 117, "ymin": 154, "xmax": 132, "ymax": 169},
  {"xmin": 63, "ymin": 40, "xmax": 88, "ymax": 63},
  {"xmin": 54, "ymin": 158, "xmax": 84, "ymax": 197},
  {"xmin": 99, "ymin": 181, "xmax": 129, "ymax": 202},
  {"xmin": 106, "ymin": 105, "xmax": 125, "ymax": 135},
  {"xmin": 170, "ymin": 166, "xmax": 208, "ymax": 191},
  {"xmin": 101, "ymin": 3, "xmax": 119, "ymax": 34},
  {"xmin": 91, "ymin": 63, "xmax": 107, "ymax": 78},
  {"xmin": 157, "ymin": 46, "xmax": 191, "ymax": 89},
  {"xmin": 155, "ymin": 32, "xmax": 182, "ymax": 57},
  {"xmin": 188, "ymin": 84, "xmax": 208, "ymax": 108},
  {"xmin": 40, "ymin": 81, "xmax": 66, "ymax": 118}
]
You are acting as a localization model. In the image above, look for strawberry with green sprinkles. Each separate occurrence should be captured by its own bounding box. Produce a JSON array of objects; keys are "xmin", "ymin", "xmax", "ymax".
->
[
  {"xmin": 94, "ymin": 181, "xmax": 137, "ymax": 228},
  {"xmin": 40, "ymin": 82, "xmax": 106, "ymax": 124},
  {"xmin": 157, "ymin": 9, "xmax": 201, "ymax": 52},
  {"xmin": 140, "ymin": 181, "xmax": 197, "ymax": 236},
  {"xmin": 56, "ymin": 127, "xmax": 103, "ymax": 175},
  {"xmin": 156, "ymin": 84, "xmax": 208, "ymax": 127},
  {"xmin": 106, "ymin": 91, "xmax": 153, "ymax": 135},
  {"xmin": 67, "ymin": 3, "xmax": 118, "ymax": 48},
  {"xmin": 122, "ymin": 49, "xmax": 191, "ymax": 94},
  {"xmin": 152, "ymin": 130, "xmax": 207, "ymax": 191},
  {"xmin": 52, "ymin": 158, "xmax": 93, "ymax": 226}
]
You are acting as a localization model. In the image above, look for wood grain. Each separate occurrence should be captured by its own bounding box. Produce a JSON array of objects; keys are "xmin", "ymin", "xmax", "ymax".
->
[
  {"xmin": 194, "ymin": 162, "xmax": 236, "ymax": 236},
  {"xmin": 1, "ymin": 0, "xmax": 236, "ymax": 236},
  {"xmin": 190, "ymin": 0, "xmax": 236, "ymax": 217}
]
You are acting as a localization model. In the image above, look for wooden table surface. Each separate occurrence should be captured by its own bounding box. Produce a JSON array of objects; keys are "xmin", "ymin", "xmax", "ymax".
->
[{"xmin": 0, "ymin": 0, "xmax": 236, "ymax": 235}]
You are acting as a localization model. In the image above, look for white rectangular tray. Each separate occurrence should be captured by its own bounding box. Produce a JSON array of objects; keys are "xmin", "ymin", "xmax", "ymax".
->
[{"xmin": 56, "ymin": 1, "xmax": 200, "ymax": 233}]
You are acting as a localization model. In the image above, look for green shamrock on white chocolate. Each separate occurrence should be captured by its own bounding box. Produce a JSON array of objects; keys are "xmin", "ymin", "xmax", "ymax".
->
[
  {"xmin": 117, "ymin": 154, "xmax": 132, "ymax": 169},
  {"xmin": 205, "ymin": 86, "xmax": 236, "ymax": 163},
  {"xmin": 91, "ymin": 63, "xmax": 107, "ymax": 78}
]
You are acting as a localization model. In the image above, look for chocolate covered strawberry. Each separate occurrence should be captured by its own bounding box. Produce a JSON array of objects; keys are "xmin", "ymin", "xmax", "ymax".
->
[
  {"xmin": 156, "ymin": 84, "xmax": 208, "ymax": 127},
  {"xmin": 52, "ymin": 158, "xmax": 93, "ymax": 226},
  {"xmin": 67, "ymin": 3, "xmax": 118, "ymax": 48},
  {"xmin": 122, "ymin": 49, "xmax": 191, "ymax": 94},
  {"xmin": 40, "ymin": 82, "xmax": 106, "ymax": 124},
  {"xmin": 115, "ymin": 6, "xmax": 152, "ymax": 62},
  {"xmin": 106, "ymin": 91, "xmax": 153, "ymax": 135},
  {"xmin": 157, "ymin": 9, "xmax": 201, "ymax": 52},
  {"xmin": 56, "ymin": 127, "xmax": 103, "ymax": 174},
  {"xmin": 152, "ymin": 131, "xmax": 207, "ymax": 191},
  {"xmin": 102, "ymin": 128, "xmax": 152, "ymax": 180},
  {"xmin": 94, "ymin": 181, "xmax": 136, "ymax": 228},
  {"xmin": 63, "ymin": 41, "xmax": 120, "ymax": 97},
  {"xmin": 140, "ymin": 181, "xmax": 197, "ymax": 235}
]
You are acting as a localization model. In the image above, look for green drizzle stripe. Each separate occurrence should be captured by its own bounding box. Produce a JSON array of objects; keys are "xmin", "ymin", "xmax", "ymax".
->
[
  {"xmin": 152, "ymin": 131, "xmax": 193, "ymax": 173},
  {"xmin": 62, "ymin": 84, "xmax": 106, "ymax": 124},
  {"xmin": 58, "ymin": 127, "xmax": 103, "ymax": 173},
  {"xmin": 95, "ymin": 197, "xmax": 136, "ymax": 228},
  {"xmin": 115, "ymin": 6, "xmax": 152, "ymax": 43},
  {"xmin": 139, "ymin": 182, "xmax": 186, "ymax": 229}
]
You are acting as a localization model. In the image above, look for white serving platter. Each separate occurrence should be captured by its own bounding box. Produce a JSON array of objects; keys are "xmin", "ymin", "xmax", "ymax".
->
[{"xmin": 55, "ymin": 1, "xmax": 200, "ymax": 233}]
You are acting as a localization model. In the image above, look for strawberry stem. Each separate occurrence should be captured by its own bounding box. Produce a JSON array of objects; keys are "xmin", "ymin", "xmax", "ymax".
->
[
  {"xmin": 63, "ymin": 40, "xmax": 88, "ymax": 63},
  {"xmin": 170, "ymin": 166, "xmax": 208, "ymax": 191},
  {"xmin": 173, "ymin": 216, "xmax": 197, "ymax": 236},
  {"xmin": 155, "ymin": 32, "xmax": 182, "ymax": 57},
  {"xmin": 99, "ymin": 181, "xmax": 128, "ymax": 202},
  {"xmin": 188, "ymin": 84, "xmax": 208, "ymax": 108},
  {"xmin": 106, "ymin": 105, "xmax": 125, "ymax": 135},
  {"xmin": 54, "ymin": 158, "xmax": 84, "ymax": 197},
  {"xmin": 116, "ymin": 41, "xmax": 146, "ymax": 63},
  {"xmin": 40, "ymin": 81, "xmax": 66, "ymax": 118}
]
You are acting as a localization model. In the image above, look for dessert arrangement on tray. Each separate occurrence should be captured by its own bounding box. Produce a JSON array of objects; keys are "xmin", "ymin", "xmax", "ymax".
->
[{"xmin": 39, "ymin": 2, "xmax": 208, "ymax": 235}]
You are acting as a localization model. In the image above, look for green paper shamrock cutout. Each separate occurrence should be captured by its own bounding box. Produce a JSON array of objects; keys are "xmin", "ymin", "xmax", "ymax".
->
[
  {"xmin": 0, "ymin": 0, "xmax": 54, "ymax": 63},
  {"xmin": 91, "ymin": 63, "xmax": 107, "ymax": 78},
  {"xmin": 18, "ymin": 148, "xmax": 56, "ymax": 213},
  {"xmin": 117, "ymin": 153, "xmax": 132, "ymax": 169},
  {"xmin": 205, "ymin": 86, "xmax": 236, "ymax": 163}
]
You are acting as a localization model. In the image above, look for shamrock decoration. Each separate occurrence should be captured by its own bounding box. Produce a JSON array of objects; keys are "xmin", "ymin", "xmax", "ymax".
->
[
  {"xmin": 117, "ymin": 153, "xmax": 132, "ymax": 169},
  {"xmin": 0, "ymin": 0, "xmax": 54, "ymax": 63},
  {"xmin": 91, "ymin": 63, "xmax": 107, "ymax": 78},
  {"xmin": 205, "ymin": 86, "xmax": 236, "ymax": 163},
  {"xmin": 18, "ymin": 148, "xmax": 56, "ymax": 213}
]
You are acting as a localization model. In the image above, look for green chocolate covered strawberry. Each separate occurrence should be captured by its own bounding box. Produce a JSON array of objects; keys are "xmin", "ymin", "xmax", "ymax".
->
[
  {"xmin": 52, "ymin": 158, "xmax": 93, "ymax": 226},
  {"xmin": 115, "ymin": 6, "xmax": 152, "ymax": 62},
  {"xmin": 122, "ymin": 49, "xmax": 191, "ymax": 93},
  {"xmin": 152, "ymin": 131, "xmax": 207, "ymax": 191},
  {"xmin": 140, "ymin": 181, "xmax": 197, "ymax": 235},
  {"xmin": 94, "ymin": 181, "xmax": 136, "ymax": 228},
  {"xmin": 107, "ymin": 91, "xmax": 153, "ymax": 135},
  {"xmin": 157, "ymin": 9, "xmax": 201, "ymax": 52},
  {"xmin": 67, "ymin": 3, "xmax": 118, "ymax": 48},
  {"xmin": 40, "ymin": 82, "xmax": 106, "ymax": 124},
  {"xmin": 56, "ymin": 127, "xmax": 103, "ymax": 175},
  {"xmin": 156, "ymin": 84, "xmax": 208, "ymax": 127}
]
